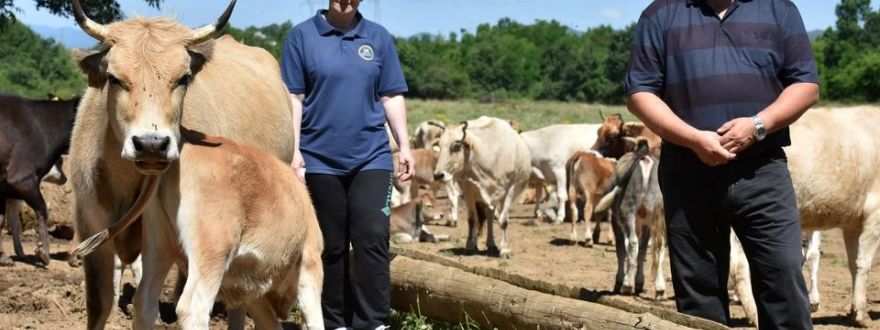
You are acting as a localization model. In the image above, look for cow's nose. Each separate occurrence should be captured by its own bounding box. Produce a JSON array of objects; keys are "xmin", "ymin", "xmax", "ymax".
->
[
  {"xmin": 132, "ymin": 135, "xmax": 171, "ymax": 155},
  {"xmin": 433, "ymin": 173, "xmax": 445, "ymax": 181}
]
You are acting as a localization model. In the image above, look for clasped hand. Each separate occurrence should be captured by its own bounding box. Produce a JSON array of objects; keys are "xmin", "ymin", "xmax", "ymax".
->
[{"xmin": 690, "ymin": 117, "xmax": 756, "ymax": 167}]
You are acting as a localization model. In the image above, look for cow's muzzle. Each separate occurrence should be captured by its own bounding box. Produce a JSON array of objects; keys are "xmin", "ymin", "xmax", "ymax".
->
[
  {"xmin": 125, "ymin": 133, "xmax": 178, "ymax": 173},
  {"xmin": 433, "ymin": 172, "xmax": 452, "ymax": 182}
]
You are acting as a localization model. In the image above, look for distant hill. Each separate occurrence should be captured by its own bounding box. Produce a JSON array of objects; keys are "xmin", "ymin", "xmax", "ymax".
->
[
  {"xmin": 29, "ymin": 24, "xmax": 98, "ymax": 49},
  {"xmin": 808, "ymin": 29, "xmax": 825, "ymax": 41}
]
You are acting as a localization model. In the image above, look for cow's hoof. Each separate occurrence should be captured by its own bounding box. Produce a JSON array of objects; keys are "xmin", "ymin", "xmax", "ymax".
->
[
  {"xmin": 851, "ymin": 310, "xmax": 870, "ymax": 328},
  {"xmin": 487, "ymin": 246, "xmax": 501, "ymax": 257},
  {"xmin": 446, "ymin": 220, "xmax": 457, "ymax": 227},
  {"xmin": 0, "ymin": 255, "xmax": 13, "ymax": 267},
  {"xmin": 499, "ymin": 249, "xmax": 512, "ymax": 259},
  {"xmin": 810, "ymin": 302, "xmax": 820, "ymax": 313},
  {"xmin": 36, "ymin": 249, "xmax": 51, "ymax": 266},
  {"xmin": 583, "ymin": 238, "xmax": 593, "ymax": 248},
  {"xmin": 569, "ymin": 232, "xmax": 578, "ymax": 242},
  {"xmin": 654, "ymin": 290, "xmax": 666, "ymax": 301},
  {"xmin": 552, "ymin": 219, "xmax": 564, "ymax": 226},
  {"xmin": 621, "ymin": 284, "xmax": 634, "ymax": 295}
]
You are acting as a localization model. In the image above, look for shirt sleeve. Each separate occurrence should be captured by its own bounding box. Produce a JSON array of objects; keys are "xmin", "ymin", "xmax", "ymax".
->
[
  {"xmin": 377, "ymin": 32, "xmax": 408, "ymax": 97},
  {"xmin": 779, "ymin": 4, "xmax": 819, "ymax": 86},
  {"xmin": 281, "ymin": 28, "xmax": 307, "ymax": 95},
  {"xmin": 625, "ymin": 14, "xmax": 666, "ymax": 96}
]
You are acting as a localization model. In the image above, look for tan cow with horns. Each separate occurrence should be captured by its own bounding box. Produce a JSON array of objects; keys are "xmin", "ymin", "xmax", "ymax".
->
[{"xmin": 66, "ymin": 0, "xmax": 320, "ymax": 329}]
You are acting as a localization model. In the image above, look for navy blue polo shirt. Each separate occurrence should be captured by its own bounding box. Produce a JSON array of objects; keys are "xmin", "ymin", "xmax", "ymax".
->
[
  {"xmin": 281, "ymin": 10, "xmax": 408, "ymax": 175},
  {"xmin": 626, "ymin": 0, "xmax": 819, "ymax": 157}
]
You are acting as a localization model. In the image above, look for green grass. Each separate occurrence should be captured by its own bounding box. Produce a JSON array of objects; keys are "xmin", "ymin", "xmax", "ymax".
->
[
  {"xmin": 390, "ymin": 308, "xmax": 490, "ymax": 330},
  {"xmin": 406, "ymin": 99, "xmax": 632, "ymax": 132}
]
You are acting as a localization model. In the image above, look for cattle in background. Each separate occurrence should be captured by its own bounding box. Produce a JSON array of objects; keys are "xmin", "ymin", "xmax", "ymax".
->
[
  {"xmin": 411, "ymin": 119, "xmax": 446, "ymax": 149},
  {"xmin": 392, "ymin": 148, "xmax": 459, "ymax": 225},
  {"xmin": 565, "ymin": 151, "xmax": 615, "ymax": 246},
  {"xmin": 0, "ymin": 94, "xmax": 79, "ymax": 266},
  {"xmin": 520, "ymin": 124, "xmax": 601, "ymax": 224},
  {"xmin": 66, "ymin": 0, "xmax": 298, "ymax": 327},
  {"xmin": 390, "ymin": 197, "xmax": 438, "ymax": 243},
  {"xmin": 727, "ymin": 106, "xmax": 880, "ymax": 326},
  {"xmin": 434, "ymin": 117, "xmax": 531, "ymax": 258},
  {"xmin": 595, "ymin": 139, "xmax": 667, "ymax": 299},
  {"xmin": 592, "ymin": 113, "xmax": 661, "ymax": 159}
]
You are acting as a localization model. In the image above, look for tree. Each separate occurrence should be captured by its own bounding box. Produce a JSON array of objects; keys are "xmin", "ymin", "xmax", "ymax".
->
[
  {"xmin": 1, "ymin": 0, "xmax": 161, "ymax": 26},
  {"xmin": 0, "ymin": 20, "xmax": 84, "ymax": 98}
]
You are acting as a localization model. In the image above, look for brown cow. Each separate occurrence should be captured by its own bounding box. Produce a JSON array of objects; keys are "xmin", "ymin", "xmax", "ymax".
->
[
  {"xmin": 592, "ymin": 113, "xmax": 661, "ymax": 159},
  {"xmin": 565, "ymin": 151, "xmax": 615, "ymax": 247},
  {"xmin": 67, "ymin": 0, "xmax": 296, "ymax": 328}
]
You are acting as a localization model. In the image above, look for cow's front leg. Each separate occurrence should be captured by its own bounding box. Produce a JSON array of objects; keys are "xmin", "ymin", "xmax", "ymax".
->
[
  {"xmin": 133, "ymin": 206, "xmax": 177, "ymax": 330},
  {"xmin": 804, "ymin": 231, "xmax": 822, "ymax": 312},
  {"xmin": 0, "ymin": 198, "xmax": 11, "ymax": 266},
  {"xmin": 464, "ymin": 202, "xmax": 479, "ymax": 254},
  {"xmin": 485, "ymin": 208, "xmax": 499, "ymax": 257},
  {"xmin": 445, "ymin": 182, "xmax": 460, "ymax": 227}
]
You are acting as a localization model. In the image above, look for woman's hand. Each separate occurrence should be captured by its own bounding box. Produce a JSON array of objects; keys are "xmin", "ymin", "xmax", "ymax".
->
[
  {"xmin": 396, "ymin": 148, "xmax": 415, "ymax": 182},
  {"xmin": 290, "ymin": 149, "xmax": 306, "ymax": 182}
]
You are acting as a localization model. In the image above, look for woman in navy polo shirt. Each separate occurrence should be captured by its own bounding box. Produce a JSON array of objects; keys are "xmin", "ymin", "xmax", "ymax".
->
[{"xmin": 281, "ymin": 0, "xmax": 414, "ymax": 329}]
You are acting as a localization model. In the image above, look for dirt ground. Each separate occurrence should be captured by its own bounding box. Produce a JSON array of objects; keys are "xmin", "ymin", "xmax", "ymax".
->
[{"xmin": 1, "ymin": 181, "xmax": 879, "ymax": 329}]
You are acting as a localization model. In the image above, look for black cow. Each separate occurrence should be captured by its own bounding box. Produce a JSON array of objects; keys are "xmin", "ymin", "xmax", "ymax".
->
[{"xmin": 0, "ymin": 94, "xmax": 78, "ymax": 266}]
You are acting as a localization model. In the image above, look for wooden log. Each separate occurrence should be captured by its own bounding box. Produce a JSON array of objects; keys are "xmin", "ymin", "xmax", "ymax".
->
[
  {"xmin": 391, "ymin": 255, "xmax": 698, "ymax": 330},
  {"xmin": 391, "ymin": 247, "xmax": 727, "ymax": 330}
]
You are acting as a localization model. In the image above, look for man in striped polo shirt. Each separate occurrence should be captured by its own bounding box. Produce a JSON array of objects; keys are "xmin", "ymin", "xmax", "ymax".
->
[{"xmin": 626, "ymin": 0, "xmax": 818, "ymax": 328}]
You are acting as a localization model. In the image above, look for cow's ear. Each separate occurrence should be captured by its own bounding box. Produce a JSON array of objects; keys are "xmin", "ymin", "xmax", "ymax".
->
[
  {"xmin": 187, "ymin": 50, "xmax": 208, "ymax": 76},
  {"xmin": 72, "ymin": 49, "xmax": 107, "ymax": 88}
]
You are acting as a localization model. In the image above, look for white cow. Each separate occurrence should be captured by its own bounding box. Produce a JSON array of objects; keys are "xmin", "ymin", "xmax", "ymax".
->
[
  {"xmin": 729, "ymin": 106, "xmax": 880, "ymax": 327},
  {"xmin": 520, "ymin": 124, "xmax": 601, "ymax": 224},
  {"xmin": 434, "ymin": 117, "xmax": 531, "ymax": 258}
]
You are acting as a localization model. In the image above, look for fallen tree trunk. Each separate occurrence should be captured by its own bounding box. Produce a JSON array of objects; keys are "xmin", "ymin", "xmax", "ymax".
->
[
  {"xmin": 390, "ymin": 255, "xmax": 696, "ymax": 330},
  {"xmin": 391, "ymin": 247, "xmax": 728, "ymax": 330}
]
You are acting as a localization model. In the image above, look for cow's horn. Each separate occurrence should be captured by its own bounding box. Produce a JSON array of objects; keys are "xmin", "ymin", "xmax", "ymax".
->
[
  {"xmin": 599, "ymin": 110, "xmax": 605, "ymax": 121},
  {"xmin": 189, "ymin": 0, "xmax": 237, "ymax": 45},
  {"xmin": 460, "ymin": 121, "xmax": 469, "ymax": 143},
  {"xmin": 71, "ymin": 0, "xmax": 110, "ymax": 42}
]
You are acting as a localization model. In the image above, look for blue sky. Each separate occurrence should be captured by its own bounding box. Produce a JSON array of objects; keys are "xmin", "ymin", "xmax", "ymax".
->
[{"xmin": 11, "ymin": 0, "xmax": 880, "ymax": 37}]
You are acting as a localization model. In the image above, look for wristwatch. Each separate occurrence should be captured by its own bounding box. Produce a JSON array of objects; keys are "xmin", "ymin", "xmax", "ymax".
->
[{"xmin": 752, "ymin": 115, "xmax": 766, "ymax": 141}]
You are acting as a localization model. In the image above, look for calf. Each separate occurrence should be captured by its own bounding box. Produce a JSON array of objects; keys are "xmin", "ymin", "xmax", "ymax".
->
[
  {"xmin": 394, "ymin": 148, "xmax": 460, "ymax": 226},
  {"xmin": 520, "ymin": 124, "xmax": 602, "ymax": 224},
  {"xmin": 390, "ymin": 198, "xmax": 437, "ymax": 243},
  {"xmin": 434, "ymin": 117, "xmax": 531, "ymax": 258},
  {"xmin": 0, "ymin": 94, "xmax": 78, "ymax": 265},
  {"xmin": 75, "ymin": 131, "xmax": 324, "ymax": 329},
  {"xmin": 592, "ymin": 113, "xmax": 661, "ymax": 159},
  {"xmin": 565, "ymin": 151, "xmax": 615, "ymax": 246},
  {"xmin": 595, "ymin": 140, "xmax": 667, "ymax": 299}
]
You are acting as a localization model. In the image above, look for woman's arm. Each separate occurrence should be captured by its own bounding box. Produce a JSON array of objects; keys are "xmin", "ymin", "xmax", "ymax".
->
[
  {"xmin": 382, "ymin": 93, "xmax": 414, "ymax": 181},
  {"xmin": 290, "ymin": 93, "xmax": 306, "ymax": 181}
]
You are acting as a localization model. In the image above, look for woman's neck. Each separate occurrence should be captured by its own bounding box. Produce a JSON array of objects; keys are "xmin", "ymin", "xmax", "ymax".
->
[{"xmin": 325, "ymin": 10, "xmax": 357, "ymax": 32}]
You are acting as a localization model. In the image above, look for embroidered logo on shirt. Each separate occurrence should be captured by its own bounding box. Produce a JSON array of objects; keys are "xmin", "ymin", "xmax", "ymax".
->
[{"xmin": 358, "ymin": 45, "xmax": 375, "ymax": 61}]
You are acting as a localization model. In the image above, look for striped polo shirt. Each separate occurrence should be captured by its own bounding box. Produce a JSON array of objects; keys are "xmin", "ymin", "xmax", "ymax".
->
[{"xmin": 625, "ymin": 0, "xmax": 818, "ymax": 157}]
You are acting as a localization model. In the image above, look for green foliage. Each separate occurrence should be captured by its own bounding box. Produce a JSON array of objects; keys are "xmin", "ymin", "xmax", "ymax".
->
[
  {"xmin": 394, "ymin": 18, "xmax": 634, "ymax": 104},
  {"xmin": 2, "ymin": 0, "xmax": 162, "ymax": 26},
  {"xmin": 224, "ymin": 22, "xmax": 294, "ymax": 60},
  {"xmin": 815, "ymin": 0, "xmax": 880, "ymax": 103},
  {"xmin": 0, "ymin": 20, "xmax": 84, "ymax": 98}
]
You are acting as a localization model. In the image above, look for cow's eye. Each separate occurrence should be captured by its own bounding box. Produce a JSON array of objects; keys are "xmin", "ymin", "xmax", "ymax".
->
[
  {"xmin": 451, "ymin": 141, "xmax": 463, "ymax": 152},
  {"xmin": 108, "ymin": 75, "xmax": 122, "ymax": 87},
  {"xmin": 177, "ymin": 74, "xmax": 192, "ymax": 88}
]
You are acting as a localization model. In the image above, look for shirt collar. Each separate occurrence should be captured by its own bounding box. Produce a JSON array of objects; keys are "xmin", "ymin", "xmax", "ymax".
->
[{"xmin": 312, "ymin": 10, "xmax": 368, "ymax": 38}]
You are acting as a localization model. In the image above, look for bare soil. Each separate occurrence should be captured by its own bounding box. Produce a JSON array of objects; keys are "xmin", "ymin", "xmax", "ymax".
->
[{"xmin": 1, "ymin": 181, "xmax": 878, "ymax": 329}]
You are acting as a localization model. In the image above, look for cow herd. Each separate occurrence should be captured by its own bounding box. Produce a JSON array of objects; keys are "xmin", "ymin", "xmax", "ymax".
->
[
  {"xmin": 393, "ymin": 105, "xmax": 880, "ymax": 327},
  {"xmin": 0, "ymin": 0, "xmax": 879, "ymax": 329}
]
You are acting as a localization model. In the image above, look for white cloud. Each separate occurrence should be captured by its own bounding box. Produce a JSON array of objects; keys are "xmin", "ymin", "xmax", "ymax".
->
[{"xmin": 600, "ymin": 8, "xmax": 623, "ymax": 20}]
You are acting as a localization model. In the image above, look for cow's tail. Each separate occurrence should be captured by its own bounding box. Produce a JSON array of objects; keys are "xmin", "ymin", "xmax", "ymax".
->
[
  {"xmin": 594, "ymin": 139, "xmax": 651, "ymax": 213},
  {"xmin": 74, "ymin": 175, "xmax": 160, "ymax": 257},
  {"xmin": 594, "ymin": 186, "xmax": 620, "ymax": 213}
]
